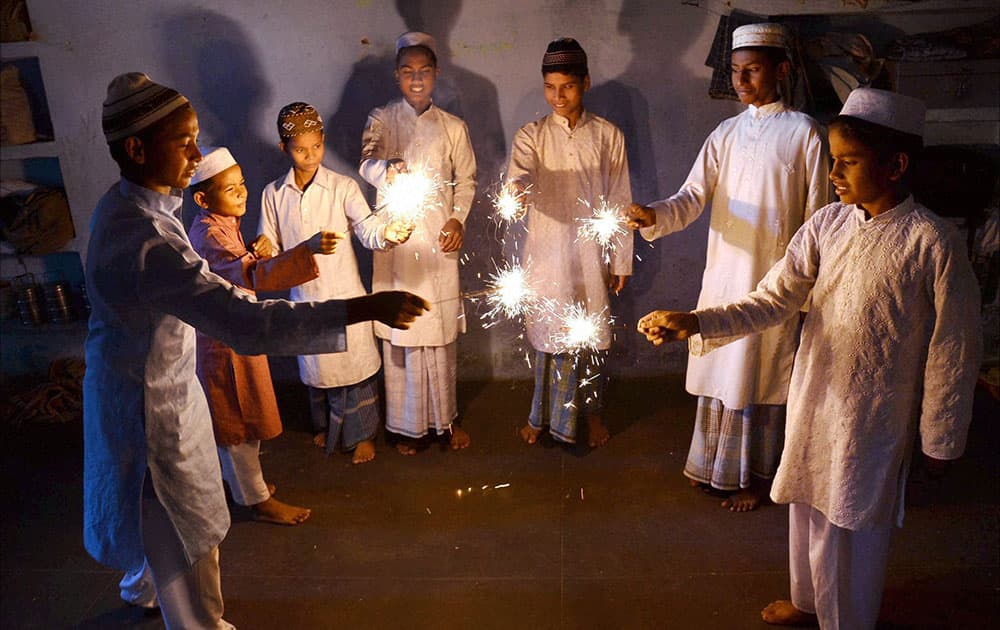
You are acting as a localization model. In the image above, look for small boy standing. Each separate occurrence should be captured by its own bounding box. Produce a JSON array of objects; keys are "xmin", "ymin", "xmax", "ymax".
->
[
  {"xmin": 628, "ymin": 23, "xmax": 829, "ymax": 510},
  {"xmin": 189, "ymin": 146, "xmax": 341, "ymax": 525},
  {"xmin": 85, "ymin": 73, "xmax": 427, "ymax": 628},
  {"xmin": 260, "ymin": 103, "xmax": 412, "ymax": 464},
  {"xmin": 638, "ymin": 88, "xmax": 982, "ymax": 629},
  {"xmin": 505, "ymin": 38, "xmax": 633, "ymax": 448},
  {"xmin": 359, "ymin": 31, "xmax": 476, "ymax": 455}
]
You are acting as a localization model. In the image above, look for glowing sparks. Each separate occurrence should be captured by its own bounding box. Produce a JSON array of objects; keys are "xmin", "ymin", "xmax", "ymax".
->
[
  {"xmin": 483, "ymin": 261, "xmax": 535, "ymax": 322},
  {"xmin": 576, "ymin": 197, "xmax": 627, "ymax": 261},
  {"xmin": 550, "ymin": 304, "xmax": 611, "ymax": 354},
  {"xmin": 490, "ymin": 181, "xmax": 530, "ymax": 224},
  {"xmin": 378, "ymin": 165, "xmax": 441, "ymax": 225}
]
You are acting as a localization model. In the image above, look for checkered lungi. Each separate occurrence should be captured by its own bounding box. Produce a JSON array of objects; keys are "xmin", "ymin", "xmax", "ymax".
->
[
  {"xmin": 529, "ymin": 350, "xmax": 606, "ymax": 444},
  {"xmin": 309, "ymin": 374, "xmax": 381, "ymax": 454},
  {"xmin": 382, "ymin": 341, "xmax": 458, "ymax": 438}
]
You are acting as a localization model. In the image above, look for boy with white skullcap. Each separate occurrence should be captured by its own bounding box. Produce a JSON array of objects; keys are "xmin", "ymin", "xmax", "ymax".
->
[
  {"xmin": 189, "ymin": 146, "xmax": 344, "ymax": 526},
  {"xmin": 359, "ymin": 31, "xmax": 477, "ymax": 455},
  {"xmin": 85, "ymin": 72, "xmax": 428, "ymax": 627},
  {"xmin": 638, "ymin": 87, "xmax": 982, "ymax": 629},
  {"xmin": 628, "ymin": 23, "xmax": 830, "ymax": 512}
]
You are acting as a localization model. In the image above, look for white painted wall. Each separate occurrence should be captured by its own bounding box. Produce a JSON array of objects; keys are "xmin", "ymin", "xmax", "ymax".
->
[{"xmin": 2, "ymin": 0, "xmax": 995, "ymax": 380}]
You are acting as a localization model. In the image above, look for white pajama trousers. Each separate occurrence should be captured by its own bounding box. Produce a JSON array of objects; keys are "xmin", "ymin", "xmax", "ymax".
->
[
  {"xmin": 789, "ymin": 503, "xmax": 892, "ymax": 630},
  {"xmin": 218, "ymin": 440, "xmax": 269, "ymax": 506}
]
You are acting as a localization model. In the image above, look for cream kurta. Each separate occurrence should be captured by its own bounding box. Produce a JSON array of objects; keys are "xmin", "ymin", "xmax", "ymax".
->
[
  {"xmin": 506, "ymin": 111, "xmax": 633, "ymax": 353},
  {"xmin": 359, "ymin": 99, "xmax": 476, "ymax": 347},
  {"xmin": 641, "ymin": 101, "xmax": 829, "ymax": 408},
  {"xmin": 694, "ymin": 198, "xmax": 982, "ymax": 529},
  {"xmin": 259, "ymin": 165, "xmax": 386, "ymax": 388}
]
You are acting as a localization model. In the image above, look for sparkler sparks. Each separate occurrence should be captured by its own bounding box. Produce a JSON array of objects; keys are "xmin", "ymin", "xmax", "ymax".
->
[
  {"xmin": 490, "ymin": 181, "xmax": 530, "ymax": 224},
  {"xmin": 377, "ymin": 165, "xmax": 441, "ymax": 225},
  {"xmin": 550, "ymin": 304, "xmax": 611, "ymax": 354},
  {"xmin": 576, "ymin": 197, "xmax": 627, "ymax": 262},
  {"xmin": 482, "ymin": 261, "xmax": 536, "ymax": 322}
]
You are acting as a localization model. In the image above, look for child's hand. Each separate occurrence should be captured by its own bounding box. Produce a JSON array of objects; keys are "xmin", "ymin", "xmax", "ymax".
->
[
  {"xmin": 608, "ymin": 274, "xmax": 628, "ymax": 296},
  {"xmin": 627, "ymin": 203, "xmax": 656, "ymax": 230},
  {"xmin": 249, "ymin": 235, "xmax": 274, "ymax": 259},
  {"xmin": 384, "ymin": 220, "xmax": 415, "ymax": 245},
  {"xmin": 306, "ymin": 230, "xmax": 344, "ymax": 255},
  {"xmin": 367, "ymin": 291, "xmax": 430, "ymax": 329},
  {"xmin": 439, "ymin": 218, "xmax": 464, "ymax": 252},
  {"xmin": 386, "ymin": 158, "xmax": 407, "ymax": 184},
  {"xmin": 637, "ymin": 310, "xmax": 699, "ymax": 346}
]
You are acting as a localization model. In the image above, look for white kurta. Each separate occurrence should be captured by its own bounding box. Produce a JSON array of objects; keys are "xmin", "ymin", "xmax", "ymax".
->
[
  {"xmin": 506, "ymin": 110, "xmax": 633, "ymax": 353},
  {"xmin": 641, "ymin": 101, "xmax": 829, "ymax": 408},
  {"xmin": 693, "ymin": 197, "xmax": 982, "ymax": 529},
  {"xmin": 259, "ymin": 165, "xmax": 386, "ymax": 388},
  {"xmin": 359, "ymin": 99, "xmax": 476, "ymax": 347}
]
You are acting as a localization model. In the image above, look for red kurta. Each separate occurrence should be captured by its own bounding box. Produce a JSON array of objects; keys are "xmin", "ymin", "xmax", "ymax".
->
[{"xmin": 188, "ymin": 210, "xmax": 319, "ymax": 446}]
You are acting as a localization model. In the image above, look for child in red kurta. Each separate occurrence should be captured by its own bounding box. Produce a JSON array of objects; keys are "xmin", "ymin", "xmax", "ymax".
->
[{"xmin": 188, "ymin": 147, "xmax": 341, "ymax": 525}]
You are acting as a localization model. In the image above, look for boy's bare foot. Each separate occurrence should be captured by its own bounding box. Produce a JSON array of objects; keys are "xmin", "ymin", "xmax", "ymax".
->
[
  {"xmin": 352, "ymin": 439, "xmax": 375, "ymax": 464},
  {"xmin": 688, "ymin": 478, "xmax": 702, "ymax": 488},
  {"xmin": 450, "ymin": 427, "xmax": 471, "ymax": 450},
  {"xmin": 396, "ymin": 438, "xmax": 418, "ymax": 456},
  {"xmin": 519, "ymin": 424, "xmax": 541, "ymax": 444},
  {"xmin": 587, "ymin": 416, "xmax": 610, "ymax": 448},
  {"xmin": 312, "ymin": 432, "xmax": 326, "ymax": 448},
  {"xmin": 722, "ymin": 479, "xmax": 766, "ymax": 512},
  {"xmin": 761, "ymin": 600, "xmax": 817, "ymax": 626},
  {"xmin": 251, "ymin": 497, "xmax": 311, "ymax": 526}
]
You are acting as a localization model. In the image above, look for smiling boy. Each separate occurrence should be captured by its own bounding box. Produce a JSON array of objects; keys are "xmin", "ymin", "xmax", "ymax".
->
[
  {"xmin": 628, "ymin": 23, "xmax": 829, "ymax": 511},
  {"xmin": 638, "ymin": 87, "xmax": 981, "ymax": 629}
]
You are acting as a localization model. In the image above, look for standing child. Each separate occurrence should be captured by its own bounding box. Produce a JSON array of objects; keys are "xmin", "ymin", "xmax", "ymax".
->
[
  {"xmin": 84, "ymin": 72, "xmax": 427, "ymax": 628},
  {"xmin": 359, "ymin": 31, "xmax": 476, "ymax": 455},
  {"xmin": 505, "ymin": 37, "xmax": 633, "ymax": 448},
  {"xmin": 628, "ymin": 23, "xmax": 829, "ymax": 511},
  {"xmin": 260, "ymin": 103, "xmax": 412, "ymax": 464},
  {"xmin": 638, "ymin": 87, "xmax": 982, "ymax": 629},
  {"xmin": 189, "ymin": 146, "xmax": 341, "ymax": 525}
]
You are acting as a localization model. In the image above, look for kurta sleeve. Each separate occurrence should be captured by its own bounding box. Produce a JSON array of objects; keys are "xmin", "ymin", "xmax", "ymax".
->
[
  {"xmin": 447, "ymin": 119, "xmax": 477, "ymax": 225},
  {"xmin": 505, "ymin": 126, "xmax": 537, "ymax": 192},
  {"xmin": 199, "ymin": 224, "xmax": 319, "ymax": 293},
  {"xmin": 692, "ymin": 213, "xmax": 821, "ymax": 354},
  {"xmin": 359, "ymin": 111, "xmax": 389, "ymax": 189},
  {"xmin": 640, "ymin": 130, "xmax": 719, "ymax": 241},
  {"xmin": 803, "ymin": 126, "xmax": 831, "ymax": 219},
  {"xmin": 607, "ymin": 127, "xmax": 634, "ymax": 277},
  {"xmin": 258, "ymin": 185, "xmax": 284, "ymax": 253},
  {"xmin": 918, "ymin": 229, "xmax": 982, "ymax": 460},
  {"xmin": 344, "ymin": 178, "xmax": 388, "ymax": 251},
  {"xmin": 137, "ymin": 230, "xmax": 347, "ymax": 357}
]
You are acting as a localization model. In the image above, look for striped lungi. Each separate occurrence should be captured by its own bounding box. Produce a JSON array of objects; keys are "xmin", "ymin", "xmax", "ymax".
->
[
  {"xmin": 529, "ymin": 350, "xmax": 606, "ymax": 444},
  {"xmin": 382, "ymin": 341, "xmax": 457, "ymax": 438},
  {"xmin": 309, "ymin": 374, "xmax": 381, "ymax": 455}
]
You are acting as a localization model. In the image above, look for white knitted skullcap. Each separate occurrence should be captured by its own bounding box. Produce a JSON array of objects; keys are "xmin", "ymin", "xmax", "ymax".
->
[
  {"xmin": 732, "ymin": 23, "xmax": 786, "ymax": 50},
  {"xmin": 190, "ymin": 147, "xmax": 237, "ymax": 186},
  {"xmin": 840, "ymin": 88, "xmax": 926, "ymax": 138},
  {"xmin": 396, "ymin": 31, "xmax": 437, "ymax": 55}
]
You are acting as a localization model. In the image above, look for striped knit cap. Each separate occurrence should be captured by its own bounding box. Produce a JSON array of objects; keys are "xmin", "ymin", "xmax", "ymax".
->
[
  {"xmin": 542, "ymin": 38, "xmax": 588, "ymax": 76},
  {"xmin": 277, "ymin": 102, "xmax": 323, "ymax": 140},
  {"xmin": 102, "ymin": 72, "xmax": 189, "ymax": 142}
]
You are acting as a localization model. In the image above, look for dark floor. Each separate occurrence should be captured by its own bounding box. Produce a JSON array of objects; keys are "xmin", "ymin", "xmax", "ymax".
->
[{"xmin": 1, "ymin": 376, "xmax": 998, "ymax": 630}]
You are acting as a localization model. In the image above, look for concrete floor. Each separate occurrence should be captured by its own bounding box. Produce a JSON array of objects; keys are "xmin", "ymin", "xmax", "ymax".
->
[{"xmin": 1, "ymin": 375, "xmax": 997, "ymax": 630}]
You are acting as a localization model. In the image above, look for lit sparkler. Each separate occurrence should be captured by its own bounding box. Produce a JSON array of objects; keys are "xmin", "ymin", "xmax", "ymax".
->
[
  {"xmin": 490, "ymin": 181, "xmax": 530, "ymax": 224},
  {"xmin": 377, "ymin": 165, "xmax": 441, "ymax": 225},
  {"xmin": 576, "ymin": 197, "xmax": 627, "ymax": 262},
  {"xmin": 462, "ymin": 261, "xmax": 537, "ymax": 325},
  {"xmin": 550, "ymin": 304, "xmax": 611, "ymax": 354}
]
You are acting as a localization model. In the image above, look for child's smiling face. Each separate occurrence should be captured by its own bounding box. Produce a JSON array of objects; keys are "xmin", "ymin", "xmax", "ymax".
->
[
  {"xmin": 543, "ymin": 72, "xmax": 589, "ymax": 122},
  {"xmin": 139, "ymin": 105, "xmax": 202, "ymax": 193},
  {"xmin": 395, "ymin": 48, "xmax": 438, "ymax": 112},
  {"xmin": 200, "ymin": 165, "xmax": 247, "ymax": 218},
  {"xmin": 730, "ymin": 49, "xmax": 787, "ymax": 108}
]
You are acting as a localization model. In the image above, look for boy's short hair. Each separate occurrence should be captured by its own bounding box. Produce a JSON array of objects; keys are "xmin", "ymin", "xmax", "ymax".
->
[
  {"xmin": 395, "ymin": 31, "xmax": 438, "ymax": 67},
  {"xmin": 542, "ymin": 38, "xmax": 588, "ymax": 79},
  {"xmin": 102, "ymin": 72, "xmax": 191, "ymax": 170},
  {"xmin": 832, "ymin": 88, "xmax": 926, "ymax": 166},
  {"xmin": 277, "ymin": 102, "xmax": 324, "ymax": 143},
  {"xmin": 829, "ymin": 115, "xmax": 923, "ymax": 163},
  {"xmin": 731, "ymin": 45, "xmax": 789, "ymax": 66}
]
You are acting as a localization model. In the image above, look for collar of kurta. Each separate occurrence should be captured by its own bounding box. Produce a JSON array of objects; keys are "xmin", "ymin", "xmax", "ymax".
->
[
  {"xmin": 851, "ymin": 194, "xmax": 915, "ymax": 223},
  {"xmin": 550, "ymin": 109, "xmax": 590, "ymax": 132},
  {"xmin": 120, "ymin": 178, "xmax": 183, "ymax": 219},
  {"xmin": 746, "ymin": 100, "xmax": 788, "ymax": 119},
  {"xmin": 281, "ymin": 165, "xmax": 332, "ymax": 194},
  {"xmin": 401, "ymin": 98, "xmax": 436, "ymax": 118},
  {"xmin": 195, "ymin": 208, "xmax": 241, "ymax": 229}
]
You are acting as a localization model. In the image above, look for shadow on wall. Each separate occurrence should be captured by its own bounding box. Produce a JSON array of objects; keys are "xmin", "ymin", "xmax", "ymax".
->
[
  {"xmin": 159, "ymin": 10, "xmax": 286, "ymax": 245},
  {"xmin": 328, "ymin": 0, "xmax": 507, "ymax": 380}
]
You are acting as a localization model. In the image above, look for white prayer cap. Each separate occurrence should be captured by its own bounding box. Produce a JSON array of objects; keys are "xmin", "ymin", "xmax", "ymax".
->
[
  {"xmin": 103, "ymin": 72, "xmax": 189, "ymax": 142},
  {"xmin": 732, "ymin": 23, "xmax": 786, "ymax": 50},
  {"xmin": 839, "ymin": 88, "xmax": 926, "ymax": 138},
  {"xmin": 190, "ymin": 147, "xmax": 237, "ymax": 186},
  {"xmin": 396, "ymin": 31, "xmax": 437, "ymax": 56}
]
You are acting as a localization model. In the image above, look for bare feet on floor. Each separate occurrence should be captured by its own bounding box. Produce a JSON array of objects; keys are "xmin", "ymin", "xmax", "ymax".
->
[
  {"xmin": 519, "ymin": 424, "xmax": 541, "ymax": 445},
  {"xmin": 251, "ymin": 497, "xmax": 311, "ymax": 526},
  {"xmin": 587, "ymin": 415, "xmax": 610, "ymax": 448},
  {"xmin": 312, "ymin": 432, "xmax": 326, "ymax": 448},
  {"xmin": 396, "ymin": 438, "xmax": 418, "ymax": 456},
  {"xmin": 761, "ymin": 600, "xmax": 817, "ymax": 626},
  {"xmin": 450, "ymin": 427, "xmax": 471, "ymax": 451},
  {"xmin": 352, "ymin": 439, "xmax": 376, "ymax": 464},
  {"xmin": 721, "ymin": 480, "xmax": 766, "ymax": 512}
]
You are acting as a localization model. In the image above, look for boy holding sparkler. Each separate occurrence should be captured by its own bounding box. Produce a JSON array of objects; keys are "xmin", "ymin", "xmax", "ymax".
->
[
  {"xmin": 359, "ymin": 31, "xmax": 476, "ymax": 455},
  {"xmin": 628, "ymin": 24, "xmax": 829, "ymax": 511},
  {"xmin": 260, "ymin": 103, "xmax": 413, "ymax": 464},
  {"xmin": 638, "ymin": 87, "xmax": 981, "ymax": 629},
  {"xmin": 505, "ymin": 37, "xmax": 633, "ymax": 448}
]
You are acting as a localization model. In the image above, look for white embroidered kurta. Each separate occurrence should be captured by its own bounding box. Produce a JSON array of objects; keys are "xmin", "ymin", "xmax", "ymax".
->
[
  {"xmin": 359, "ymin": 99, "xmax": 476, "ymax": 347},
  {"xmin": 693, "ymin": 198, "xmax": 982, "ymax": 529},
  {"xmin": 84, "ymin": 180, "xmax": 349, "ymax": 571},
  {"xmin": 506, "ymin": 110, "xmax": 633, "ymax": 353},
  {"xmin": 641, "ymin": 101, "xmax": 829, "ymax": 408},
  {"xmin": 259, "ymin": 165, "xmax": 386, "ymax": 388}
]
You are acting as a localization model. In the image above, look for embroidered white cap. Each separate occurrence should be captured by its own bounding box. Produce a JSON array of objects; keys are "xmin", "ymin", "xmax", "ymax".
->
[
  {"xmin": 190, "ymin": 147, "xmax": 237, "ymax": 186},
  {"xmin": 396, "ymin": 31, "xmax": 437, "ymax": 55},
  {"xmin": 839, "ymin": 87, "xmax": 926, "ymax": 138},
  {"xmin": 732, "ymin": 23, "xmax": 786, "ymax": 50}
]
